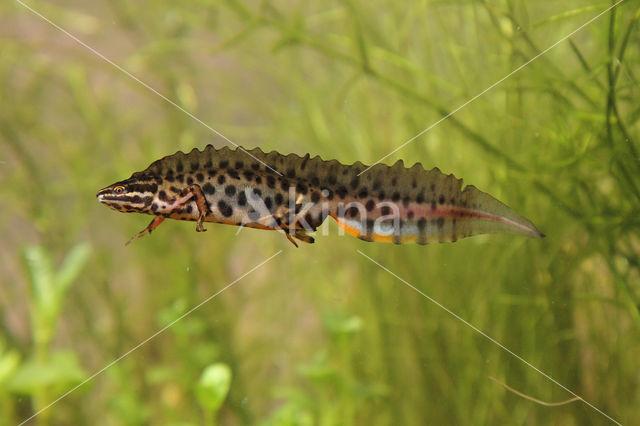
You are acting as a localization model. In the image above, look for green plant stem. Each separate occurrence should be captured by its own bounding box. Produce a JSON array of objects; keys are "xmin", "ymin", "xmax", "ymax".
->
[
  {"xmin": 568, "ymin": 39, "xmax": 605, "ymax": 91},
  {"xmin": 33, "ymin": 336, "xmax": 52, "ymax": 426},
  {"xmin": 605, "ymin": 3, "xmax": 640, "ymax": 199},
  {"xmin": 482, "ymin": 1, "xmax": 598, "ymax": 108}
]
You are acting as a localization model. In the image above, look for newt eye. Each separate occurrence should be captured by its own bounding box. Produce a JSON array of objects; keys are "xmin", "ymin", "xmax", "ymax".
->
[{"xmin": 114, "ymin": 185, "xmax": 126, "ymax": 194}]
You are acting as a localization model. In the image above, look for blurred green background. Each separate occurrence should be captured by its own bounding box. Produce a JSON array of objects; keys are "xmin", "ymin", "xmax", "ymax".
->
[{"xmin": 1, "ymin": 0, "xmax": 639, "ymax": 424}]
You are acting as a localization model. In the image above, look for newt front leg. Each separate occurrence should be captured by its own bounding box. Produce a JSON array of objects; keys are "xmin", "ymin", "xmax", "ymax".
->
[
  {"xmin": 126, "ymin": 216, "xmax": 165, "ymax": 246},
  {"xmin": 125, "ymin": 184, "xmax": 210, "ymax": 245},
  {"xmin": 180, "ymin": 184, "xmax": 209, "ymax": 232}
]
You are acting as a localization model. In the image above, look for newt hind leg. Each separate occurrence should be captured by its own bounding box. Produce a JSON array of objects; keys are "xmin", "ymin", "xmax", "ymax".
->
[{"xmin": 283, "ymin": 229, "xmax": 315, "ymax": 247}]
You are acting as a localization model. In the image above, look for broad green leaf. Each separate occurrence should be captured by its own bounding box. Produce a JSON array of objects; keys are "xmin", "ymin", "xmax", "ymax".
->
[
  {"xmin": 5, "ymin": 350, "xmax": 87, "ymax": 395},
  {"xmin": 323, "ymin": 310, "xmax": 363, "ymax": 336},
  {"xmin": 22, "ymin": 246, "xmax": 54, "ymax": 314},
  {"xmin": 0, "ymin": 350, "xmax": 20, "ymax": 385},
  {"xmin": 195, "ymin": 363, "xmax": 232, "ymax": 413},
  {"xmin": 54, "ymin": 242, "xmax": 91, "ymax": 297}
]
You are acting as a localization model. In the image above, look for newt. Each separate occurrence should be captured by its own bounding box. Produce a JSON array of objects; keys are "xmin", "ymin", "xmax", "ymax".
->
[{"xmin": 97, "ymin": 145, "xmax": 544, "ymax": 246}]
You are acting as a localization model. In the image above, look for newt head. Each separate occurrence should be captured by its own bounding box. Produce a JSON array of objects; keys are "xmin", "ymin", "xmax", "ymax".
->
[{"xmin": 96, "ymin": 175, "xmax": 158, "ymax": 213}]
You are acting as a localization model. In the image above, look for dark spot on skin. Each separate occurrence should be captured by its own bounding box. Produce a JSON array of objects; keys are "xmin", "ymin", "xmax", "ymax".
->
[
  {"xmin": 329, "ymin": 175, "xmax": 337, "ymax": 185},
  {"xmin": 220, "ymin": 160, "xmax": 229, "ymax": 169},
  {"xmin": 218, "ymin": 200, "xmax": 233, "ymax": 217},
  {"xmin": 185, "ymin": 205, "xmax": 193, "ymax": 214},
  {"xmin": 381, "ymin": 206, "xmax": 391, "ymax": 216},
  {"xmin": 243, "ymin": 171, "xmax": 254, "ymax": 181},
  {"xmin": 417, "ymin": 192, "xmax": 425, "ymax": 203},
  {"xmin": 347, "ymin": 206, "xmax": 359, "ymax": 218},
  {"xmin": 255, "ymin": 176, "xmax": 262, "ymax": 184},
  {"xmin": 202, "ymin": 182, "xmax": 215, "ymax": 195},
  {"xmin": 366, "ymin": 200, "xmax": 375, "ymax": 211},
  {"xmin": 295, "ymin": 204, "xmax": 303, "ymax": 214},
  {"xmin": 170, "ymin": 186, "xmax": 181, "ymax": 194},
  {"xmin": 336, "ymin": 186, "xmax": 348, "ymax": 199},
  {"xmin": 358, "ymin": 188, "xmax": 368, "ymax": 198},
  {"xmin": 235, "ymin": 161, "xmax": 244, "ymax": 169},
  {"xmin": 238, "ymin": 191, "xmax": 247, "ymax": 206},
  {"xmin": 218, "ymin": 175, "xmax": 226, "ymax": 185},
  {"xmin": 207, "ymin": 169, "xmax": 216, "ymax": 177},
  {"xmin": 311, "ymin": 191, "xmax": 321, "ymax": 203},
  {"xmin": 324, "ymin": 189, "xmax": 334, "ymax": 200},
  {"xmin": 275, "ymin": 193, "xmax": 283, "ymax": 205},
  {"xmin": 176, "ymin": 163, "xmax": 184, "ymax": 173},
  {"xmin": 196, "ymin": 173, "xmax": 204, "ymax": 183},
  {"xmin": 439, "ymin": 195, "xmax": 445, "ymax": 204},
  {"xmin": 408, "ymin": 210, "xmax": 414, "ymax": 219},
  {"xmin": 305, "ymin": 212, "xmax": 313, "ymax": 225},
  {"xmin": 204, "ymin": 161, "xmax": 213, "ymax": 169},
  {"xmin": 350, "ymin": 176, "xmax": 359, "ymax": 189},
  {"xmin": 287, "ymin": 169, "xmax": 296, "ymax": 178},
  {"xmin": 296, "ymin": 183, "xmax": 307, "ymax": 194},
  {"xmin": 265, "ymin": 197, "xmax": 273, "ymax": 210},
  {"xmin": 418, "ymin": 218, "xmax": 427, "ymax": 231},
  {"xmin": 373, "ymin": 180, "xmax": 381, "ymax": 191},
  {"xmin": 366, "ymin": 219, "xmax": 374, "ymax": 232},
  {"xmin": 225, "ymin": 185, "xmax": 236, "ymax": 196},
  {"xmin": 252, "ymin": 188, "xmax": 262, "ymax": 198},
  {"xmin": 248, "ymin": 208, "xmax": 260, "ymax": 221},
  {"xmin": 280, "ymin": 180, "xmax": 289, "ymax": 190},
  {"xmin": 251, "ymin": 163, "xmax": 260, "ymax": 171},
  {"xmin": 155, "ymin": 177, "xmax": 163, "ymax": 185},
  {"xmin": 392, "ymin": 178, "xmax": 397, "ymax": 186},
  {"xmin": 159, "ymin": 190, "xmax": 168, "ymax": 201},
  {"xmin": 165, "ymin": 174, "xmax": 175, "ymax": 183},
  {"xmin": 378, "ymin": 191, "xmax": 386, "ymax": 201},
  {"xmin": 392, "ymin": 192, "xmax": 400, "ymax": 202},
  {"xmin": 310, "ymin": 176, "xmax": 319, "ymax": 186},
  {"xmin": 437, "ymin": 217, "xmax": 445, "ymax": 229},
  {"xmin": 412, "ymin": 179, "xmax": 417, "ymax": 188},
  {"xmin": 402, "ymin": 196, "xmax": 410, "ymax": 207},
  {"xmin": 226, "ymin": 170, "xmax": 238, "ymax": 180},
  {"xmin": 190, "ymin": 161, "xmax": 199, "ymax": 172},
  {"xmin": 267, "ymin": 176, "xmax": 276, "ymax": 188},
  {"xmin": 151, "ymin": 203, "xmax": 159, "ymax": 211},
  {"xmin": 176, "ymin": 174, "xmax": 184, "ymax": 183},
  {"xmin": 187, "ymin": 176, "xmax": 194, "ymax": 185}
]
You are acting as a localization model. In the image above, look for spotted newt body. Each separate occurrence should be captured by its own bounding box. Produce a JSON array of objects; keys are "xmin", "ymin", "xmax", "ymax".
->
[{"xmin": 97, "ymin": 145, "xmax": 544, "ymax": 246}]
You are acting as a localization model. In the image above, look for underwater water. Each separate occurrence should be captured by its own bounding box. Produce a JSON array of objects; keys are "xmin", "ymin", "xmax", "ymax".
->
[{"xmin": 1, "ymin": 1, "xmax": 638, "ymax": 424}]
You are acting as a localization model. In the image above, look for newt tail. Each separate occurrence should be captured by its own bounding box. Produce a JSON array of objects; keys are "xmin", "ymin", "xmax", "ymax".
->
[{"xmin": 97, "ymin": 145, "xmax": 544, "ymax": 246}]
